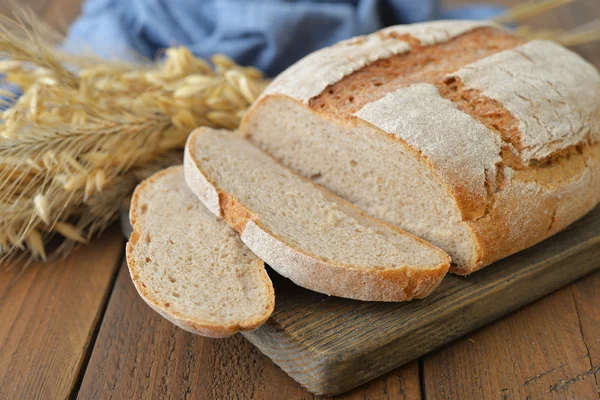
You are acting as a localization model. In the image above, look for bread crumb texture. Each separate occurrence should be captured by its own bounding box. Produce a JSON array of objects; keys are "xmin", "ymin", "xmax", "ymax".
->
[
  {"xmin": 189, "ymin": 130, "xmax": 445, "ymax": 270},
  {"xmin": 185, "ymin": 129, "xmax": 450, "ymax": 301},
  {"xmin": 127, "ymin": 167, "xmax": 273, "ymax": 337}
]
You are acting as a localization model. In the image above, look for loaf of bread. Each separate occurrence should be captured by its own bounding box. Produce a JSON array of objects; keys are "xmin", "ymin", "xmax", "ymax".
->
[
  {"xmin": 126, "ymin": 166, "xmax": 274, "ymax": 337},
  {"xmin": 184, "ymin": 128, "xmax": 450, "ymax": 301},
  {"xmin": 240, "ymin": 20, "xmax": 600, "ymax": 274}
]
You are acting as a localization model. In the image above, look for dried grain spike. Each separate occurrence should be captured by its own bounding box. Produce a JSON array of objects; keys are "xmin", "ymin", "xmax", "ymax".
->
[
  {"xmin": 54, "ymin": 221, "xmax": 87, "ymax": 243},
  {"xmin": 33, "ymin": 193, "xmax": 51, "ymax": 224},
  {"xmin": 0, "ymin": 10, "xmax": 267, "ymax": 262},
  {"xmin": 25, "ymin": 228, "xmax": 46, "ymax": 260}
]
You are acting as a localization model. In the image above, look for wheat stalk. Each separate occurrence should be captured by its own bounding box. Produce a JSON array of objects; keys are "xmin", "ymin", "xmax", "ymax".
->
[
  {"xmin": 493, "ymin": 0, "xmax": 600, "ymax": 45},
  {"xmin": 0, "ymin": 10, "xmax": 268, "ymax": 261},
  {"xmin": 493, "ymin": 0, "xmax": 577, "ymax": 24},
  {"xmin": 515, "ymin": 19, "xmax": 600, "ymax": 45}
]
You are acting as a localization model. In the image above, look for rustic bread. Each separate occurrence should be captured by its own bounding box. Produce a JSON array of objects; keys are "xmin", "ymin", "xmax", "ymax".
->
[
  {"xmin": 240, "ymin": 20, "xmax": 600, "ymax": 274},
  {"xmin": 126, "ymin": 166, "xmax": 274, "ymax": 337},
  {"xmin": 184, "ymin": 128, "xmax": 450, "ymax": 301}
]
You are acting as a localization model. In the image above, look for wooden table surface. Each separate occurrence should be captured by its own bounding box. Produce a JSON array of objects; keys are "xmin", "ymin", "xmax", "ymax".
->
[{"xmin": 1, "ymin": 0, "xmax": 599, "ymax": 399}]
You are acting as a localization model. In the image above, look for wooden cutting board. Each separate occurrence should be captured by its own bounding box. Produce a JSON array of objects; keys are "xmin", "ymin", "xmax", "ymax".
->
[
  {"xmin": 239, "ymin": 207, "xmax": 600, "ymax": 396},
  {"xmin": 120, "ymin": 206, "xmax": 600, "ymax": 396}
]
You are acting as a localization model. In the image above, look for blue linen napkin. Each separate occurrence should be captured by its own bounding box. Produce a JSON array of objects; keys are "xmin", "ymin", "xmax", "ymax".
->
[{"xmin": 66, "ymin": 0, "xmax": 504, "ymax": 76}]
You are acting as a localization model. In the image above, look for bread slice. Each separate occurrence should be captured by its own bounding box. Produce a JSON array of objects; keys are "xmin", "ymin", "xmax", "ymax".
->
[
  {"xmin": 126, "ymin": 166, "xmax": 274, "ymax": 338},
  {"xmin": 184, "ymin": 128, "xmax": 450, "ymax": 301}
]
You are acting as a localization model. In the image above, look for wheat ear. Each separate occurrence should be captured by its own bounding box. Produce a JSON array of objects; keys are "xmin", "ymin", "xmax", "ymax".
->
[{"xmin": 0, "ymin": 9, "xmax": 268, "ymax": 261}]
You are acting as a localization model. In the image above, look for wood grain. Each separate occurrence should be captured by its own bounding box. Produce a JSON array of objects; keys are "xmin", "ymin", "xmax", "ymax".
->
[
  {"xmin": 77, "ymin": 263, "xmax": 268, "ymax": 399},
  {"xmin": 105, "ymin": 205, "xmax": 599, "ymax": 398},
  {"xmin": 78, "ymin": 262, "xmax": 421, "ymax": 399},
  {"xmin": 0, "ymin": 228, "xmax": 123, "ymax": 400},
  {"xmin": 571, "ymin": 273, "xmax": 600, "ymax": 391},
  {"xmin": 422, "ymin": 284, "xmax": 599, "ymax": 399},
  {"xmin": 242, "ymin": 207, "xmax": 600, "ymax": 395}
]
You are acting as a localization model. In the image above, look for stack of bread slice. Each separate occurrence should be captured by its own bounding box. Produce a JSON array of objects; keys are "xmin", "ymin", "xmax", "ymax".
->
[{"xmin": 126, "ymin": 20, "xmax": 600, "ymax": 337}]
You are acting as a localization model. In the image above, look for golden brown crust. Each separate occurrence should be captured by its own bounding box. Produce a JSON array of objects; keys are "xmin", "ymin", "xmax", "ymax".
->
[
  {"xmin": 309, "ymin": 28, "xmax": 524, "ymax": 118},
  {"xmin": 219, "ymin": 191, "xmax": 253, "ymax": 233},
  {"xmin": 126, "ymin": 166, "xmax": 275, "ymax": 337},
  {"xmin": 458, "ymin": 143, "xmax": 600, "ymax": 274},
  {"xmin": 243, "ymin": 219, "xmax": 449, "ymax": 301}
]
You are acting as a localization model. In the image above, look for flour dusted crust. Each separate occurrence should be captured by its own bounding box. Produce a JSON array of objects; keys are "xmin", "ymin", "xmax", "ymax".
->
[
  {"xmin": 380, "ymin": 20, "xmax": 496, "ymax": 45},
  {"xmin": 243, "ymin": 20, "xmax": 600, "ymax": 274},
  {"xmin": 464, "ymin": 154, "xmax": 600, "ymax": 271},
  {"xmin": 261, "ymin": 37, "xmax": 410, "ymax": 104},
  {"xmin": 450, "ymin": 40, "xmax": 600, "ymax": 162},
  {"xmin": 183, "ymin": 146, "xmax": 221, "ymax": 216},
  {"xmin": 354, "ymin": 83, "xmax": 502, "ymax": 219},
  {"xmin": 262, "ymin": 20, "xmax": 494, "ymax": 104}
]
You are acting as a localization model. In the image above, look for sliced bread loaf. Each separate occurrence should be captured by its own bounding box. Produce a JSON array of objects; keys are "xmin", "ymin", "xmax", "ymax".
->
[
  {"xmin": 184, "ymin": 128, "xmax": 450, "ymax": 302},
  {"xmin": 126, "ymin": 166, "xmax": 274, "ymax": 337},
  {"xmin": 241, "ymin": 21, "xmax": 600, "ymax": 274}
]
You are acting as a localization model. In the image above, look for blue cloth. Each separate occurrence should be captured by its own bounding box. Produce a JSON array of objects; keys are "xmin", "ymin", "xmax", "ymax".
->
[{"xmin": 66, "ymin": 0, "xmax": 504, "ymax": 77}]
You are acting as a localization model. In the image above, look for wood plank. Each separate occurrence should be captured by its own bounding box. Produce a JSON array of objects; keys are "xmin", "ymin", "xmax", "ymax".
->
[
  {"xmin": 78, "ymin": 263, "xmax": 268, "ymax": 399},
  {"xmin": 333, "ymin": 362, "xmax": 421, "ymax": 400},
  {"xmin": 241, "ymin": 207, "xmax": 600, "ymax": 395},
  {"xmin": 552, "ymin": 0, "xmax": 600, "ymax": 380},
  {"xmin": 0, "ymin": 228, "xmax": 123, "ymax": 400},
  {"xmin": 78, "ymin": 261, "xmax": 422, "ymax": 399},
  {"xmin": 571, "ymin": 272, "xmax": 600, "ymax": 390},
  {"xmin": 422, "ymin": 284, "xmax": 599, "ymax": 399}
]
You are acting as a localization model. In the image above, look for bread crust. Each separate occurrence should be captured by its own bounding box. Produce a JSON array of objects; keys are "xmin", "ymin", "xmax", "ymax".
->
[
  {"xmin": 127, "ymin": 166, "xmax": 275, "ymax": 337},
  {"xmin": 241, "ymin": 21, "xmax": 600, "ymax": 274},
  {"xmin": 462, "ymin": 149, "xmax": 600, "ymax": 273},
  {"xmin": 241, "ymin": 220, "xmax": 447, "ymax": 301},
  {"xmin": 243, "ymin": 92, "xmax": 599, "ymax": 275},
  {"xmin": 260, "ymin": 20, "xmax": 496, "ymax": 104},
  {"xmin": 184, "ymin": 130, "xmax": 450, "ymax": 302}
]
